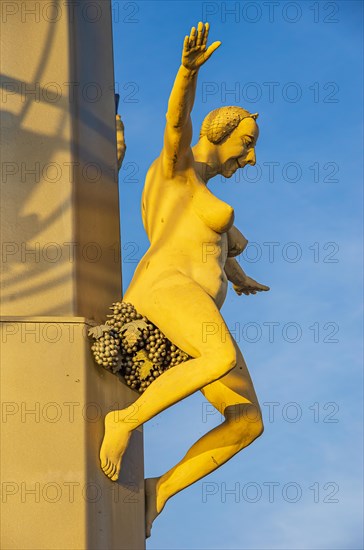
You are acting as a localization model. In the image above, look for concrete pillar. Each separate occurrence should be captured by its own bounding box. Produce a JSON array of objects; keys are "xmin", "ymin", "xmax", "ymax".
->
[
  {"xmin": 0, "ymin": 2, "xmax": 145, "ymax": 548},
  {"xmin": 1, "ymin": 317, "xmax": 144, "ymax": 550},
  {"xmin": 0, "ymin": 0, "xmax": 121, "ymax": 320}
]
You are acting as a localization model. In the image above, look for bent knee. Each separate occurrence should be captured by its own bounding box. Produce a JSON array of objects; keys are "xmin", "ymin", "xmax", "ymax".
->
[
  {"xmin": 206, "ymin": 343, "xmax": 237, "ymax": 381},
  {"xmin": 251, "ymin": 415, "xmax": 264, "ymax": 439},
  {"xmin": 225, "ymin": 403, "xmax": 264, "ymax": 444}
]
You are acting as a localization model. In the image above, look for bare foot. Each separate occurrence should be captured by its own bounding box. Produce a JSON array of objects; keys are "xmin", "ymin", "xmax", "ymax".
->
[
  {"xmin": 145, "ymin": 477, "xmax": 163, "ymax": 538},
  {"xmin": 99, "ymin": 411, "xmax": 132, "ymax": 481}
]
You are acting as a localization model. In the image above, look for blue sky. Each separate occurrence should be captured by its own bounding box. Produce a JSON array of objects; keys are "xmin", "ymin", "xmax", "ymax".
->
[{"xmin": 112, "ymin": 1, "xmax": 363, "ymax": 548}]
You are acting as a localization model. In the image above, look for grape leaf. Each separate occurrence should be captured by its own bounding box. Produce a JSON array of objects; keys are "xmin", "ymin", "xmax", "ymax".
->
[
  {"xmin": 134, "ymin": 349, "xmax": 155, "ymax": 380},
  {"xmin": 88, "ymin": 325, "xmax": 111, "ymax": 339},
  {"xmin": 134, "ymin": 349, "xmax": 148, "ymax": 361},
  {"xmin": 120, "ymin": 320, "xmax": 148, "ymax": 345}
]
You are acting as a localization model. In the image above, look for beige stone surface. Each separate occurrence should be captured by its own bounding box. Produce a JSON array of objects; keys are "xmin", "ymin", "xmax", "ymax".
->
[
  {"xmin": 0, "ymin": 318, "xmax": 145, "ymax": 550},
  {"xmin": 0, "ymin": 1, "xmax": 121, "ymax": 321}
]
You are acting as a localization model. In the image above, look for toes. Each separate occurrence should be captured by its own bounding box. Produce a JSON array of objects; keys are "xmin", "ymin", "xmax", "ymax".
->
[
  {"xmin": 110, "ymin": 470, "xmax": 119, "ymax": 482},
  {"xmin": 100, "ymin": 452, "xmax": 107, "ymax": 469},
  {"xmin": 102, "ymin": 458, "xmax": 111, "ymax": 474},
  {"xmin": 105, "ymin": 459, "xmax": 115, "ymax": 476},
  {"xmin": 102, "ymin": 459, "xmax": 119, "ymax": 481},
  {"xmin": 109, "ymin": 462, "xmax": 116, "ymax": 478}
]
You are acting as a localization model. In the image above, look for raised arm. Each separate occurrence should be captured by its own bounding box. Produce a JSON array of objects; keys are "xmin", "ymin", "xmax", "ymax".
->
[{"xmin": 162, "ymin": 22, "xmax": 221, "ymax": 178}]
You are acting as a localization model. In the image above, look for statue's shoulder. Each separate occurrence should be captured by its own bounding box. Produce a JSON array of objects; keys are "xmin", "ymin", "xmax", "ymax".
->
[
  {"xmin": 145, "ymin": 154, "xmax": 191, "ymax": 188},
  {"xmin": 144, "ymin": 156, "xmax": 164, "ymax": 183}
]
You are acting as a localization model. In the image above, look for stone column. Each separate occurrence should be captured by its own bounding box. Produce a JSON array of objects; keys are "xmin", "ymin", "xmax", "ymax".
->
[{"xmin": 0, "ymin": 2, "xmax": 144, "ymax": 548}]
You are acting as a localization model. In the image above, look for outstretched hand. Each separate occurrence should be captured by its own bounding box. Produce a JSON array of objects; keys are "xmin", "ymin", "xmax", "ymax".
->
[
  {"xmin": 233, "ymin": 276, "xmax": 270, "ymax": 296},
  {"xmin": 182, "ymin": 22, "xmax": 221, "ymax": 71}
]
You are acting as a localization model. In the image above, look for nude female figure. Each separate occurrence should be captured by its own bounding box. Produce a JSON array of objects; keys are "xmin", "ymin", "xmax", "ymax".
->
[{"xmin": 101, "ymin": 22, "xmax": 269, "ymax": 537}]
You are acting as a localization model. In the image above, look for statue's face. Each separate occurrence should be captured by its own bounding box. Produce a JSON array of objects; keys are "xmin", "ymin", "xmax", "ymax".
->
[{"xmin": 218, "ymin": 117, "xmax": 259, "ymax": 178}]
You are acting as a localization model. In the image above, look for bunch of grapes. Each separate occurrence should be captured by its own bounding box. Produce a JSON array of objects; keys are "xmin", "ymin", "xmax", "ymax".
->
[
  {"xmin": 89, "ymin": 302, "xmax": 189, "ymax": 393},
  {"xmin": 91, "ymin": 331, "xmax": 121, "ymax": 372}
]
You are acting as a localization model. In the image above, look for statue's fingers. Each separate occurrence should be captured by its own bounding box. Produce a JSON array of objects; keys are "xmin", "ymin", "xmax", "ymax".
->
[
  {"xmin": 202, "ymin": 22, "xmax": 210, "ymax": 46},
  {"xmin": 259, "ymin": 284, "xmax": 270, "ymax": 291},
  {"xmin": 196, "ymin": 21, "xmax": 204, "ymax": 47},
  {"xmin": 183, "ymin": 35, "xmax": 190, "ymax": 52},
  {"xmin": 189, "ymin": 26, "xmax": 196, "ymax": 47},
  {"xmin": 204, "ymin": 41, "xmax": 221, "ymax": 60}
]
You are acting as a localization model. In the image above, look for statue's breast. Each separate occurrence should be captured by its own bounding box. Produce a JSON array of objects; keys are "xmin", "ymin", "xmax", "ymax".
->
[
  {"xmin": 142, "ymin": 160, "xmax": 234, "ymax": 239},
  {"xmin": 189, "ymin": 176, "xmax": 235, "ymax": 234}
]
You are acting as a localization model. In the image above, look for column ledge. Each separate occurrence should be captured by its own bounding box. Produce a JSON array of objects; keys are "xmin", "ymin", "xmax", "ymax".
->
[{"xmin": 0, "ymin": 316, "xmax": 98, "ymax": 326}]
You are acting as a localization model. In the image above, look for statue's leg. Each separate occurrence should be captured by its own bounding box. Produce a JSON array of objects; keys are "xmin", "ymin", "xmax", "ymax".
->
[
  {"xmin": 145, "ymin": 339, "xmax": 263, "ymax": 536},
  {"xmin": 100, "ymin": 273, "xmax": 237, "ymax": 481}
]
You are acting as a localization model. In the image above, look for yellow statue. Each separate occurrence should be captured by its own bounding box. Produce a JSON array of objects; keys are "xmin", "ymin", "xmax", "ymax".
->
[{"xmin": 106, "ymin": 22, "xmax": 269, "ymax": 537}]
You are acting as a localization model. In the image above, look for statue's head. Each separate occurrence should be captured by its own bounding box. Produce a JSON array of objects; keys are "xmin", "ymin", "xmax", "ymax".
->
[{"xmin": 199, "ymin": 106, "xmax": 259, "ymax": 178}]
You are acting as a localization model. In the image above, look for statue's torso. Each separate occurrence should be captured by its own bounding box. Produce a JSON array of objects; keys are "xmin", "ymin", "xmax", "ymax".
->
[{"xmin": 125, "ymin": 157, "xmax": 234, "ymax": 308}]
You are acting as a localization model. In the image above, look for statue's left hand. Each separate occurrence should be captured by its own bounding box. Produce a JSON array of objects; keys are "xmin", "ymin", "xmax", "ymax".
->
[
  {"xmin": 182, "ymin": 22, "xmax": 221, "ymax": 71},
  {"xmin": 233, "ymin": 276, "xmax": 270, "ymax": 296},
  {"xmin": 116, "ymin": 114, "xmax": 126, "ymax": 170}
]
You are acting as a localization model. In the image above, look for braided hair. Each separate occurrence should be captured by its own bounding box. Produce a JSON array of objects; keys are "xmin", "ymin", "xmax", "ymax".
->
[{"xmin": 200, "ymin": 106, "xmax": 259, "ymax": 144}]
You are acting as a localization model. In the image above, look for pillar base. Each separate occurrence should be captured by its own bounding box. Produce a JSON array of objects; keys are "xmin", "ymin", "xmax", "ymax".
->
[{"xmin": 1, "ymin": 317, "xmax": 145, "ymax": 550}]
